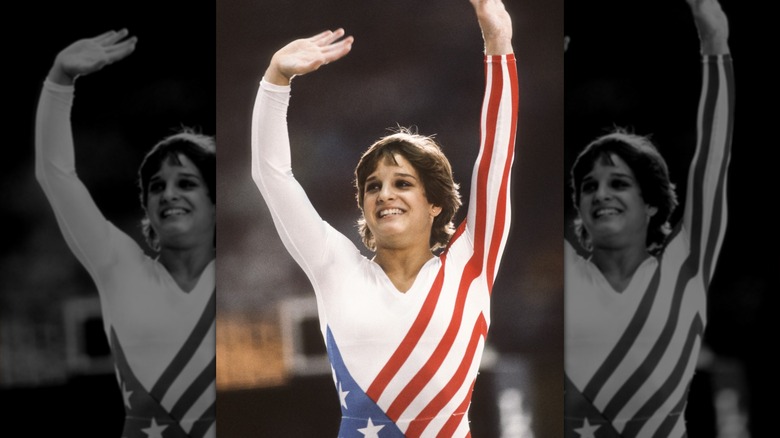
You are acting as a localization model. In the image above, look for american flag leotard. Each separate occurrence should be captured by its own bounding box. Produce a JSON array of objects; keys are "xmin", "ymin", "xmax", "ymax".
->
[
  {"xmin": 564, "ymin": 55, "xmax": 734, "ymax": 438},
  {"xmin": 252, "ymin": 54, "xmax": 518, "ymax": 437},
  {"xmin": 35, "ymin": 80, "xmax": 217, "ymax": 438}
]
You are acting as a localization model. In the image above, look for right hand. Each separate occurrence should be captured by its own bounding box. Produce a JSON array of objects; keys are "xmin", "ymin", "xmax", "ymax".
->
[
  {"xmin": 48, "ymin": 29, "xmax": 137, "ymax": 86},
  {"xmin": 264, "ymin": 29, "xmax": 354, "ymax": 86}
]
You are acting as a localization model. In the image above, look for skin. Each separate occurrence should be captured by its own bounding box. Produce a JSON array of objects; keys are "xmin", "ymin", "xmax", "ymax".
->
[
  {"xmin": 262, "ymin": 0, "xmax": 513, "ymax": 292},
  {"xmin": 577, "ymin": 155, "xmax": 657, "ymax": 292},
  {"xmin": 362, "ymin": 155, "xmax": 442, "ymax": 292},
  {"xmin": 146, "ymin": 155, "xmax": 216, "ymax": 292},
  {"xmin": 48, "ymin": 28, "xmax": 214, "ymax": 292}
]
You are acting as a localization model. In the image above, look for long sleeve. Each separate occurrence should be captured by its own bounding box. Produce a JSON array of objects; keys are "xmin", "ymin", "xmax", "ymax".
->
[
  {"xmin": 34, "ymin": 79, "xmax": 117, "ymax": 275},
  {"xmin": 463, "ymin": 54, "xmax": 519, "ymax": 287},
  {"xmin": 681, "ymin": 54, "xmax": 734, "ymax": 287},
  {"xmin": 251, "ymin": 79, "xmax": 349, "ymax": 288}
]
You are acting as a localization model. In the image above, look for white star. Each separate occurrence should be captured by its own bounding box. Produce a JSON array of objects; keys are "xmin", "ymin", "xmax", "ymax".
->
[
  {"xmin": 357, "ymin": 418, "xmax": 384, "ymax": 438},
  {"xmin": 573, "ymin": 418, "xmax": 600, "ymax": 438},
  {"xmin": 141, "ymin": 418, "xmax": 168, "ymax": 438},
  {"xmin": 121, "ymin": 381, "xmax": 133, "ymax": 410},
  {"xmin": 338, "ymin": 381, "xmax": 350, "ymax": 409}
]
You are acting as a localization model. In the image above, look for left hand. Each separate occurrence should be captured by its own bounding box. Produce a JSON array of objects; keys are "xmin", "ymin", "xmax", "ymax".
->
[
  {"xmin": 686, "ymin": 0, "xmax": 730, "ymax": 55},
  {"xmin": 469, "ymin": 0, "xmax": 513, "ymax": 55}
]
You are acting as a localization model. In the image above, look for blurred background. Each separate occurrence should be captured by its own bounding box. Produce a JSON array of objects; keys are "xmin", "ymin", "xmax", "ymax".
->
[
  {"xmin": 565, "ymin": 1, "xmax": 775, "ymax": 436},
  {"xmin": 216, "ymin": 0, "xmax": 563, "ymax": 437},
  {"xmin": 1, "ymin": 1, "xmax": 214, "ymax": 434}
]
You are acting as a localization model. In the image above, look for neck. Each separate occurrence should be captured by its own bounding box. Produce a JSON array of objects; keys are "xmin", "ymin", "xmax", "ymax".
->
[
  {"xmin": 373, "ymin": 244, "xmax": 435, "ymax": 293},
  {"xmin": 590, "ymin": 244, "xmax": 652, "ymax": 292},
  {"xmin": 158, "ymin": 243, "xmax": 215, "ymax": 292}
]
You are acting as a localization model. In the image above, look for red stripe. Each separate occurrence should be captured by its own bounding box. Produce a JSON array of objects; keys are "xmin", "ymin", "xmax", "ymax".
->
[
  {"xmin": 405, "ymin": 314, "xmax": 487, "ymax": 437},
  {"xmin": 486, "ymin": 56, "xmax": 518, "ymax": 291},
  {"xmin": 384, "ymin": 57, "xmax": 505, "ymax": 420},
  {"xmin": 437, "ymin": 378, "xmax": 477, "ymax": 438}
]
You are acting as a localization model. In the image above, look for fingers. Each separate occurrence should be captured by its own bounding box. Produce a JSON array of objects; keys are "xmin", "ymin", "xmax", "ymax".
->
[
  {"xmin": 105, "ymin": 37, "xmax": 138, "ymax": 63},
  {"xmin": 103, "ymin": 28, "xmax": 130, "ymax": 45},
  {"xmin": 321, "ymin": 36, "xmax": 354, "ymax": 64}
]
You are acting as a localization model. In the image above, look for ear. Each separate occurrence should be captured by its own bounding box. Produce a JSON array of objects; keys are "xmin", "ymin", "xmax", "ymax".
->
[
  {"xmin": 647, "ymin": 205, "xmax": 658, "ymax": 218},
  {"xmin": 431, "ymin": 205, "xmax": 442, "ymax": 218}
]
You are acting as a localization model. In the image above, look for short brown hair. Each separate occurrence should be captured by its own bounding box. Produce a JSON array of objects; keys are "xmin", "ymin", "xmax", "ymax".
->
[
  {"xmin": 138, "ymin": 128, "xmax": 216, "ymax": 251},
  {"xmin": 354, "ymin": 129, "xmax": 461, "ymax": 251},
  {"xmin": 571, "ymin": 129, "xmax": 678, "ymax": 254}
]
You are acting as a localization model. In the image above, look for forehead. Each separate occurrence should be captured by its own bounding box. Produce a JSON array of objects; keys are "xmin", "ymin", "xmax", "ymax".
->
[
  {"xmin": 584, "ymin": 153, "xmax": 635, "ymax": 178},
  {"xmin": 368, "ymin": 153, "xmax": 418, "ymax": 178},
  {"xmin": 151, "ymin": 153, "xmax": 202, "ymax": 178}
]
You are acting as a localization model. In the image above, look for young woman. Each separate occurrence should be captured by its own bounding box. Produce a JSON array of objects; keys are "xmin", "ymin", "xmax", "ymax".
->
[
  {"xmin": 564, "ymin": 0, "xmax": 734, "ymax": 436},
  {"xmin": 251, "ymin": 0, "xmax": 517, "ymax": 436},
  {"xmin": 35, "ymin": 30, "xmax": 216, "ymax": 438}
]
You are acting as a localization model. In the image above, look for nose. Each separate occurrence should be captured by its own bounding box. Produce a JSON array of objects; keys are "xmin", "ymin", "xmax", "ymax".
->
[
  {"xmin": 377, "ymin": 183, "xmax": 395, "ymax": 202},
  {"xmin": 593, "ymin": 182, "xmax": 611, "ymax": 202},
  {"xmin": 161, "ymin": 182, "xmax": 180, "ymax": 202}
]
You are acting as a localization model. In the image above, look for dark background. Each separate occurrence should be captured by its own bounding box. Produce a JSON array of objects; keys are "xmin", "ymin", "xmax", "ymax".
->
[
  {"xmin": 1, "ymin": 0, "xmax": 214, "ymax": 434},
  {"xmin": 565, "ymin": 1, "xmax": 775, "ymax": 436},
  {"xmin": 216, "ymin": 0, "xmax": 563, "ymax": 437}
]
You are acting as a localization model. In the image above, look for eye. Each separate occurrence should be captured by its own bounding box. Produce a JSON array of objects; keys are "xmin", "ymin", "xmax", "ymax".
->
[
  {"xmin": 178, "ymin": 178, "xmax": 199, "ymax": 190},
  {"xmin": 366, "ymin": 182, "xmax": 380, "ymax": 192},
  {"xmin": 149, "ymin": 181, "xmax": 165, "ymax": 194},
  {"xmin": 610, "ymin": 178, "xmax": 630, "ymax": 190},
  {"xmin": 395, "ymin": 179, "xmax": 412, "ymax": 189},
  {"xmin": 581, "ymin": 180, "xmax": 596, "ymax": 194}
]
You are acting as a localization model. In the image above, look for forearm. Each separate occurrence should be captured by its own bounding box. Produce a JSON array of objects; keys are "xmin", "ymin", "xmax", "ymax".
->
[
  {"xmin": 466, "ymin": 54, "xmax": 518, "ymax": 281},
  {"xmin": 34, "ymin": 80, "xmax": 114, "ymax": 271},
  {"xmin": 250, "ymin": 79, "xmax": 332, "ymax": 271},
  {"xmin": 682, "ymin": 55, "xmax": 734, "ymax": 276}
]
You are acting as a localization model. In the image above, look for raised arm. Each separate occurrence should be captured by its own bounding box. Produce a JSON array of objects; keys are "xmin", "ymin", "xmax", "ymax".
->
[
  {"xmin": 35, "ymin": 30, "xmax": 137, "ymax": 273},
  {"xmin": 681, "ymin": 0, "xmax": 734, "ymax": 282},
  {"xmin": 251, "ymin": 30, "xmax": 354, "ymax": 275},
  {"xmin": 465, "ymin": 0, "xmax": 519, "ymax": 284}
]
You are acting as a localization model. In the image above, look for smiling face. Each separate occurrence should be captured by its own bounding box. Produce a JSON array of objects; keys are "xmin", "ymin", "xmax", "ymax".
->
[
  {"xmin": 577, "ymin": 153, "xmax": 657, "ymax": 251},
  {"xmin": 145, "ymin": 154, "xmax": 215, "ymax": 250},
  {"xmin": 362, "ymin": 154, "xmax": 441, "ymax": 251}
]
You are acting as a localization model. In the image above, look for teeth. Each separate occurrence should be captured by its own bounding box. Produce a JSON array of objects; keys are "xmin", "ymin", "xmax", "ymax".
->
[
  {"xmin": 379, "ymin": 208, "xmax": 403, "ymax": 218},
  {"xmin": 162, "ymin": 208, "xmax": 187, "ymax": 218},
  {"xmin": 594, "ymin": 208, "xmax": 619, "ymax": 218}
]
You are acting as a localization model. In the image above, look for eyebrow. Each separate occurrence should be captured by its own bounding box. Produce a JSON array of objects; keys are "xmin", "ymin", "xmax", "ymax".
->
[
  {"xmin": 366, "ymin": 172, "xmax": 418, "ymax": 182},
  {"xmin": 150, "ymin": 171, "xmax": 202, "ymax": 182},
  {"xmin": 583, "ymin": 170, "xmax": 634, "ymax": 181}
]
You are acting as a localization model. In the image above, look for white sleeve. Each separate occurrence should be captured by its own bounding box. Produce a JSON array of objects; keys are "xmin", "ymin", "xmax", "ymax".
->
[
  {"xmin": 34, "ymin": 79, "xmax": 119, "ymax": 275},
  {"xmin": 250, "ymin": 79, "xmax": 341, "ymax": 284}
]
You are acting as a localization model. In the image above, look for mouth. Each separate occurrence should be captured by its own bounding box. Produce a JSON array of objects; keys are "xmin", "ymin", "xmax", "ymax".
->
[
  {"xmin": 592, "ymin": 207, "xmax": 620, "ymax": 219},
  {"xmin": 377, "ymin": 208, "xmax": 405, "ymax": 219},
  {"xmin": 160, "ymin": 207, "xmax": 189, "ymax": 219}
]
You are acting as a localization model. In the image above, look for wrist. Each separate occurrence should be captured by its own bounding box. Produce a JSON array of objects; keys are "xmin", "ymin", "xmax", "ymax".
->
[
  {"xmin": 47, "ymin": 62, "xmax": 75, "ymax": 86},
  {"xmin": 484, "ymin": 37, "xmax": 513, "ymax": 56},
  {"xmin": 264, "ymin": 63, "xmax": 292, "ymax": 86},
  {"xmin": 699, "ymin": 34, "xmax": 730, "ymax": 55}
]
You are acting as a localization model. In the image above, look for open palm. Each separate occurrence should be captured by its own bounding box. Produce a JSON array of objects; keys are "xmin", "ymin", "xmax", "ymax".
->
[{"xmin": 52, "ymin": 29, "xmax": 137, "ymax": 83}]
